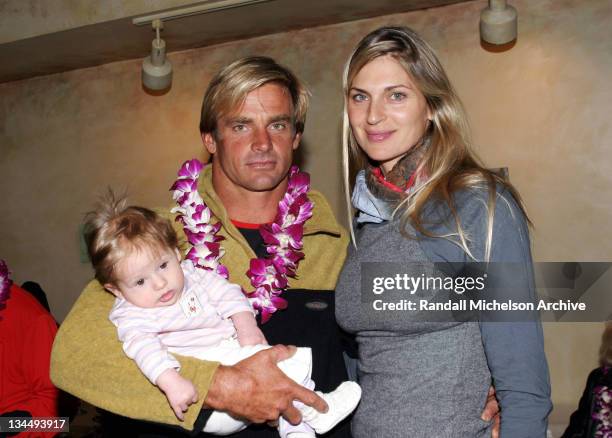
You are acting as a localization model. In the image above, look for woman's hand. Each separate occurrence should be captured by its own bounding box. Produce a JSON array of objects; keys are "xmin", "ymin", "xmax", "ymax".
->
[{"xmin": 481, "ymin": 386, "xmax": 500, "ymax": 438}]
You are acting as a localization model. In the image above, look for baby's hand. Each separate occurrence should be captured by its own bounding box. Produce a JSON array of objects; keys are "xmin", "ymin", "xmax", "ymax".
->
[
  {"xmin": 237, "ymin": 326, "xmax": 267, "ymax": 346},
  {"xmin": 156, "ymin": 369, "xmax": 199, "ymax": 421}
]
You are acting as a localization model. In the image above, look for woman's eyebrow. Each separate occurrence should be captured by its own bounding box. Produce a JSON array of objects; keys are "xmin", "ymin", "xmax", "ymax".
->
[
  {"xmin": 350, "ymin": 84, "xmax": 413, "ymax": 93},
  {"xmin": 385, "ymin": 84, "xmax": 413, "ymax": 91}
]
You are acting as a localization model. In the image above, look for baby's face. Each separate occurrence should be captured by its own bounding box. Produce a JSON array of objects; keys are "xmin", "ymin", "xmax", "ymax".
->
[{"xmin": 106, "ymin": 246, "xmax": 184, "ymax": 308}]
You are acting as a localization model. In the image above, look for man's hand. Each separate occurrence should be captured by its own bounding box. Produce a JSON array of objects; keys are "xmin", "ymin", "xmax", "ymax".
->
[
  {"xmin": 481, "ymin": 386, "xmax": 500, "ymax": 438},
  {"xmin": 204, "ymin": 345, "xmax": 327, "ymax": 424},
  {"xmin": 157, "ymin": 369, "xmax": 199, "ymax": 421}
]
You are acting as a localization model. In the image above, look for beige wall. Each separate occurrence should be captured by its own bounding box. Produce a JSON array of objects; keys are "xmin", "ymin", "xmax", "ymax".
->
[
  {"xmin": 0, "ymin": 0, "xmax": 198, "ymax": 43},
  {"xmin": 1, "ymin": 0, "xmax": 610, "ymax": 433}
]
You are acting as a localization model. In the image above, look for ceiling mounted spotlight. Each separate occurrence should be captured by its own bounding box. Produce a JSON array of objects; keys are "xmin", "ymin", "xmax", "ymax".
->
[
  {"xmin": 133, "ymin": 1, "xmax": 273, "ymax": 91},
  {"xmin": 142, "ymin": 19, "xmax": 172, "ymax": 91},
  {"xmin": 480, "ymin": 0, "xmax": 517, "ymax": 45}
]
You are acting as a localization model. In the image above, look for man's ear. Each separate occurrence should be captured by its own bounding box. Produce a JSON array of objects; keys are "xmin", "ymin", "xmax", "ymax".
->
[
  {"xmin": 202, "ymin": 132, "xmax": 217, "ymax": 154},
  {"xmin": 104, "ymin": 283, "xmax": 122, "ymax": 299},
  {"xmin": 292, "ymin": 132, "xmax": 302, "ymax": 151}
]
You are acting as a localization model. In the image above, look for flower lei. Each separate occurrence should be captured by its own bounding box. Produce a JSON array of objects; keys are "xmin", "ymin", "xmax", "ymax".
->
[
  {"xmin": 171, "ymin": 159, "xmax": 313, "ymax": 323},
  {"xmin": 593, "ymin": 367, "xmax": 611, "ymax": 437},
  {"xmin": 0, "ymin": 259, "xmax": 12, "ymax": 315}
]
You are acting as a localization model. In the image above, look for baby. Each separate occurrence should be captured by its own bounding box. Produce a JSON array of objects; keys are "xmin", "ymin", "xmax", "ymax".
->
[{"xmin": 83, "ymin": 195, "xmax": 361, "ymax": 438}]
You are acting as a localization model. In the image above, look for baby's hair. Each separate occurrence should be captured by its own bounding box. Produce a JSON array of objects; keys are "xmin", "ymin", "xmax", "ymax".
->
[{"xmin": 83, "ymin": 190, "xmax": 179, "ymax": 286}]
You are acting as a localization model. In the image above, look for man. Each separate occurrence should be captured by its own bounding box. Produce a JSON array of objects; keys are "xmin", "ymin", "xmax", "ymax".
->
[{"xmin": 51, "ymin": 57, "xmax": 351, "ymax": 437}]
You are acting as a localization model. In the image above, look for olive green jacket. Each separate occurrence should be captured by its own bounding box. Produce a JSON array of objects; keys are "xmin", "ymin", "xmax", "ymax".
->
[{"xmin": 50, "ymin": 165, "xmax": 348, "ymax": 430}]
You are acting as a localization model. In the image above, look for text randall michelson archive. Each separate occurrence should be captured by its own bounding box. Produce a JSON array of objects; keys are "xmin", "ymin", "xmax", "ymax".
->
[{"xmin": 372, "ymin": 299, "xmax": 587, "ymax": 312}]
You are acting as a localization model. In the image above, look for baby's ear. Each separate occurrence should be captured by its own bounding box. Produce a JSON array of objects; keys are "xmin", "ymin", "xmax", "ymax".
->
[
  {"xmin": 104, "ymin": 283, "xmax": 122, "ymax": 298},
  {"xmin": 174, "ymin": 248, "xmax": 182, "ymax": 262}
]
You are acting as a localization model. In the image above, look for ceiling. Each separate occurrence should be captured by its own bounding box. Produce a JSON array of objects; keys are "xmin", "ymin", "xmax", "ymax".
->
[{"xmin": 0, "ymin": 0, "xmax": 472, "ymax": 84}]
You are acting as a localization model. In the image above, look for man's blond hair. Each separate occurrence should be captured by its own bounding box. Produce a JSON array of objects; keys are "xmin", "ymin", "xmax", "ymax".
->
[{"xmin": 199, "ymin": 56, "xmax": 308, "ymax": 135}]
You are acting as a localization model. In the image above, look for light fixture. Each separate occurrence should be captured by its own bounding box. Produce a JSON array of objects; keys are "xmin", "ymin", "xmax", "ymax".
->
[
  {"xmin": 142, "ymin": 19, "xmax": 172, "ymax": 91},
  {"xmin": 134, "ymin": 0, "xmax": 273, "ymax": 91},
  {"xmin": 480, "ymin": 0, "xmax": 518, "ymax": 45},
  {"xmin": 132, "ymin": 0, "xmax": 272, "ymax": 26}
]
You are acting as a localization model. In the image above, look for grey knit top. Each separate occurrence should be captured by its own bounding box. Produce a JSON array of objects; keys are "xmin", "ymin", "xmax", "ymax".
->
[{"xmin": 335, "ymin": 171, "xmax": 552, "ymax": 438}]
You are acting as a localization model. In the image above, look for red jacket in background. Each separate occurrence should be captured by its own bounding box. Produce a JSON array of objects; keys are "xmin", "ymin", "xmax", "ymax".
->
[{"xmin": 1, "ymin": 285, "xmax": 60, "ymax": 437}]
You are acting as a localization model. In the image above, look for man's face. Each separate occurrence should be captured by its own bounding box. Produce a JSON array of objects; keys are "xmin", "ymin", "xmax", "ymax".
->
[{"xmin": 203, "ymin": 83, "xmax": 301, "ymax": 193}]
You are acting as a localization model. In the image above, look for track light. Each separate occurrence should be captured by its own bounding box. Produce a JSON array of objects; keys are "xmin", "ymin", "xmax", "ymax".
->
[
  {"xmin": 142, "ymin": 19, "xmax": 172, "ymax": 91},
  {"xmin": 132, "ymin": 0, "xmax": 272, "ymax": 25},
  {"xmin": 134, "ymin": 1, "xmax": 274, "ymax": 91},
  {"xmin": 480, "ymin": 0, "xmax": 518, "ymax": 45}
]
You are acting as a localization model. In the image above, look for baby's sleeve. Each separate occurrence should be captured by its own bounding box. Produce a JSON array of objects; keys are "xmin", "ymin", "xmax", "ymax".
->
[{"xmin": 109, "ymin": 304, "xmax": 181, "ymax": 384}]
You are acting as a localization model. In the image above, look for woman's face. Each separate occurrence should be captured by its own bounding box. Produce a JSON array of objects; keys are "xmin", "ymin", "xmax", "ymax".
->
[{"xmin": 348, "ymin": 55, "xmax": 431, "ymax": 174}]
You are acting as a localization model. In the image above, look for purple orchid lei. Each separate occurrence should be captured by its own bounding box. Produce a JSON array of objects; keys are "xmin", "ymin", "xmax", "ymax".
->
[
  {"xmin": 593, "ymin": 367, "xmax": 611, "ymax": 438},
  {"xmin": 0, "ymin": 259, "xmax": 12, "ymax": 315},
  {"xmin": 171, "ymin": 159, "xmax": 313, "ymax": 323},
  {"xmin": 171, "ymin": 159, "xmax": 229, "ymax": 279}
]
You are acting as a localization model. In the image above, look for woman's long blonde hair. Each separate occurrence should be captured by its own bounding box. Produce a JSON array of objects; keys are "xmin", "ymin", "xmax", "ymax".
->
[{"xmin": 342, "ymin": 26, "xmax": 529, "ymax": 261}]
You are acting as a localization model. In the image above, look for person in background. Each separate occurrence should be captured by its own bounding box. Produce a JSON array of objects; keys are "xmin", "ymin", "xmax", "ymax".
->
[
  {"xmin": 0, "ymin": 260, "xmax": 60, "ymax": 438},
  {"xmin": 20, "ymin": 282, "xmax": 51, "ymax": 314},
  {"xmin": 562, "ymin": 322, "xmax": 612, "ymax": 438}
]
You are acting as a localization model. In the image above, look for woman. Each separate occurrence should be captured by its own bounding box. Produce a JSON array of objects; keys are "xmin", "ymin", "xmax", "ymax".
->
[{"xmin": 335, "ymin": 27, "xmax": 552, "ymax": 437}]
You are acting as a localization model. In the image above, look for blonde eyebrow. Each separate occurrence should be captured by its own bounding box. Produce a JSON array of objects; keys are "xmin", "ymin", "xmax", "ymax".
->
[
  {"xmin": 350, "ymin": 84, "xmax": 413, "ymax": 93},
  {"xmin": 125, "ymin": 268, "xmax": 148, "ymax": 282},
  {"xmin": 269, "ymin": 115, "xmax": 292, "ymax": 123},
  {"xmin": 225, "ymin": 117, "xmax": 252, "ymax": 125},
  {"xmin": 124, "ymin": 255, "xmax": 167, "ymax": 283},
  {"xmin": 385, "ymin": 84, "xmax": 413, "ymax": 91}
]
